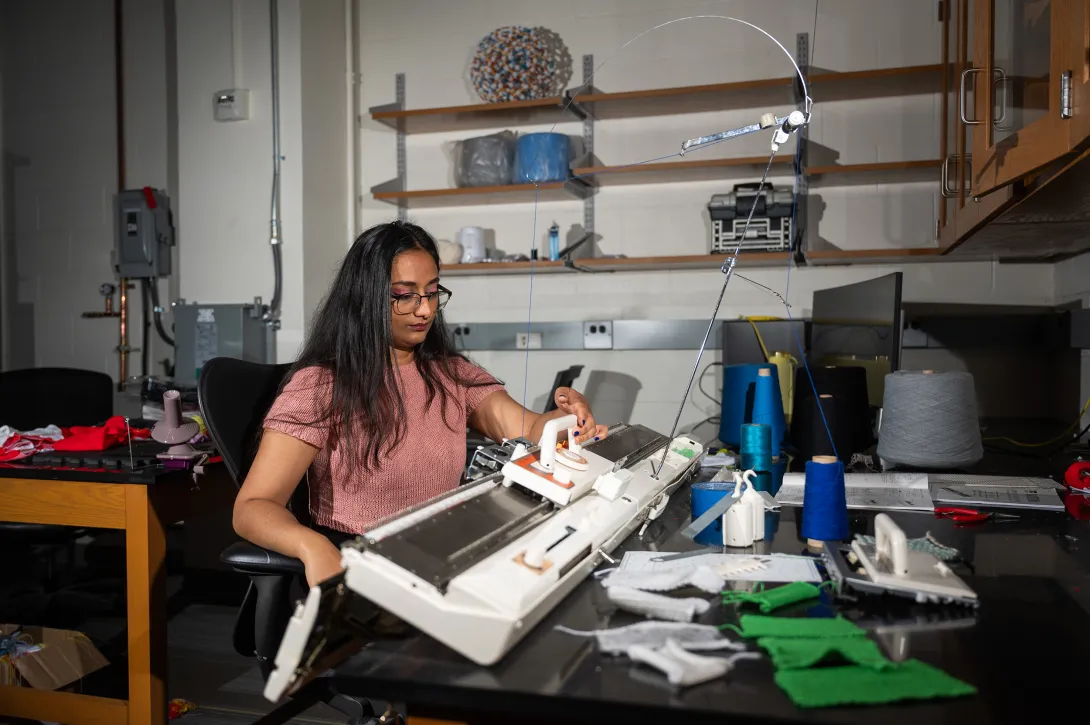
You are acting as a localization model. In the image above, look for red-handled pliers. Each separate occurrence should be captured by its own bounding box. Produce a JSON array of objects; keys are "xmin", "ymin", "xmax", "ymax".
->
[{"xmin": 935, "ymin": 507, "xmax": 1019, "ymax": 526}]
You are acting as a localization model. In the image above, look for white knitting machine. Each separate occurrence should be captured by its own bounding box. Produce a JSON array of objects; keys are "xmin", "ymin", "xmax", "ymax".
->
[{"xmin": 263, "ymin": 417, "xmax": 703, "ymax": 701}]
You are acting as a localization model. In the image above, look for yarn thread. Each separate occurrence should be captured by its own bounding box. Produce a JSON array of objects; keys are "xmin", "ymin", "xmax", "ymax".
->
[
  {"xmin": 719, "ymin": 363, "xmax": 781, "ymax": 448},
  {"xmin": 801, "ymin": 456, "xmax": 849, "ymax": 543},
  {"xmin": 739, "ymin": 423, "xmax": 773, "ymax": 473},
  {"xmin": 791, "ymin": 366, "xmax": 871, "ymax": 457},
  {"xmin": 752, "ymin": 368, "xmax": 786, "ymax": 457},
  {"xmin": 876, "ymin": 371, "xmax": 982, "ymax": 469}
]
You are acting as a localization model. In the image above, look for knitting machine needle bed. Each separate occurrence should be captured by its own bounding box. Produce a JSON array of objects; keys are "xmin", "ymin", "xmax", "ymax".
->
[{"xmin": 263, "ymin": 423, "xmax": 703, "ymax": 702}]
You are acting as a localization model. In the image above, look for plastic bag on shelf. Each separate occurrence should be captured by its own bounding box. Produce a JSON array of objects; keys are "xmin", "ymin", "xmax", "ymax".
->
[{"xmin": 453, "ymin": 131, "xmax": 516, "ymax": 188}]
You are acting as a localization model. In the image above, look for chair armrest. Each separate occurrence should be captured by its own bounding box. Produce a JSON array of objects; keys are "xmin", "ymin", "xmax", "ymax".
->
[{"xmin": 221, "ymin": 541, "xmax": 306, "ymax": 576}]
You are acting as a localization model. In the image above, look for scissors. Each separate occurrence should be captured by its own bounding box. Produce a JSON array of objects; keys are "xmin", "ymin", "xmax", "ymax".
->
[{"xmin": 934, "ymin": 507, "xmax": 1019, "ymax": 526}]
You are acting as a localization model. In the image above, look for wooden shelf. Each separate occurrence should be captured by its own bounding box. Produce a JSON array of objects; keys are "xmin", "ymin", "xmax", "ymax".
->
[
  {"xmin": 441, "ymin": 260, "xmax": 572, "ymax": 276},
  {"xmin": 369, "ymin": 64, "xmax": 942, "ymax": 134},
  {"xmin": 439, "ymin": 253, "xmax": 791, "ymax": 276},
  {"xmin": 370, "ymin": 97, "xmax": 576, "ymax": 134},
  {"xmin": 373, "ymin": 181, "xmax": 589, "ymax": 209},
  {"xmin": 572, "ymin": 157, "xmax": 794, "ymax": 186},
  {"xmin": 806, "ymin": 159, "xmax": 942, "ymax": 187},
  {"xmin": 806, "ymin": 64, "xmax": 943, "ymax": 102},
  {"xmin": 570, "ymin": 64, "xmax": 940, "ymax": 121},
  {"xmin": 804, "ymin": 248, "xmax": 944, "ymax": 266}
]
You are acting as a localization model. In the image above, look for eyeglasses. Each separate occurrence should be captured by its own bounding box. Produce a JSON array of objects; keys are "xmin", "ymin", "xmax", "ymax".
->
[{"xmin": 391, "ymin": 285, "xmax": 452, "ymax": 315}]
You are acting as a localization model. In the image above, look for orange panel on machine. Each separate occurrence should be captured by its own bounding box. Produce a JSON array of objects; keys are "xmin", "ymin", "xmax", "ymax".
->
[{"xmin": 511, "ymin": 452, "xmax": 574, "ymax": 489}]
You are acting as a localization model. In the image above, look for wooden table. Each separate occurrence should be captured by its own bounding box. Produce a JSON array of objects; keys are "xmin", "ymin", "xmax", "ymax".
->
[{"xmin": 0, "ymin": 463, "xmax": 234, "ymax": 725}]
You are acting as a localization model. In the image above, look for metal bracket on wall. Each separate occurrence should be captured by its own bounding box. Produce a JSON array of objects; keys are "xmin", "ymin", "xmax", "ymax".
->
[
  {"xmin": 448, "ymin": 319, "xmax": 725, "ymax": 351},
  {"xmin": 793, "ymin": 32, "xmax": 809, "ymax": 266},
  {"xmin": 581, "ymin": 54, "xmax": 595, "ymax": 242},
  {"xmin": 368, "ymin": 73, "xmax": 408, "ymax": 221}
]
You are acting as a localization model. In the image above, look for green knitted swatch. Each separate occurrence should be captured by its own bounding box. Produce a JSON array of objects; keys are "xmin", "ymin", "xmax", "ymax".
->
[
  {"xmin": 721, "ymin": 581, "xmax": 826, "ymax": 613},
  {"xmin": 727, "ymin": 614, "xmax": 866, "ymax": 639},
  {"xmin": 774, "ymin": 659, "xmax": 977, "ymax": 708},
  {"xmin": 757, "ymin": 636, "xmax": 893, "ymax": 671}
]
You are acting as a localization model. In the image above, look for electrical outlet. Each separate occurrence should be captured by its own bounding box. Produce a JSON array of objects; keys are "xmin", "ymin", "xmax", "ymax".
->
[
  {"xmin": 583, "ymin": 321, "xmax": 613, "ymax": 350},
  {"xmin": 516, "ymin": 332, "xmax": 542, "ymax": 350}
]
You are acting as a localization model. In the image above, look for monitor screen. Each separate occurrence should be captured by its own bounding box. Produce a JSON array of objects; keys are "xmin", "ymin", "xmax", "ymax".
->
[{"xmin": 809, "ymin": 273, "xmax": 903, "ymax": 403}]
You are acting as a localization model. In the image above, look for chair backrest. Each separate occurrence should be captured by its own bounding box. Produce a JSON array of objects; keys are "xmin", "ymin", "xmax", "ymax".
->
[
  {"xmin": 543, "ymin": 365, "xmax": 585, "ymax": 413},
  {"xmin": 0, "ymin": 367, "xmax": 114, "ymax": 430},
  {"xmin": 197, "ymin": 357, "xmax": 294, "ymax": 486}
]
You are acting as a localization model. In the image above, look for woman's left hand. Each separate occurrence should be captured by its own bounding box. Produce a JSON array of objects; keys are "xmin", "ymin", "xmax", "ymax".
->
[{"xmin": 554, "ymin": 387, "xmax": 609, "ymax": 445}]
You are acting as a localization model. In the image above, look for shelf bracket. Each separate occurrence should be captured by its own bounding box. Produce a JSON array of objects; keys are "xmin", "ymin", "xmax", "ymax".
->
[
  {"xmin": 395, "ymin": 73, "xmax": 408, "ymax": 221},
  {"xmin": 581, "ymin": 54, "xmax": 596, "ymax": 245},
  {"xmin": 368, "ymin": 74, "xmax": 408, "ymax": 217},
  {"xmin": 794, "ymin": 33, "xmax": 809, "ymax": 266}
]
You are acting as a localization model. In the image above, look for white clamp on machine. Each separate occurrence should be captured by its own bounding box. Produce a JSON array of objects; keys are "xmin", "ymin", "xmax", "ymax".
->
[{"xmin": 263, "ymin": 420, "xmax": 703, "ymax": 702}]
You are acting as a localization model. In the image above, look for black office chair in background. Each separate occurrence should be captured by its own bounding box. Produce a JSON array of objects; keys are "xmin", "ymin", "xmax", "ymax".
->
[
  {"xmin": 0, "ymin": 367, "xmax": 114, "ymax": 605},
  {"xmin": 197, "ymin": 357, "xmax": 375, "ymax": 723},
  {"xmin": 0, "ymin": 366, "xmax": 114, "ymax": 430}
]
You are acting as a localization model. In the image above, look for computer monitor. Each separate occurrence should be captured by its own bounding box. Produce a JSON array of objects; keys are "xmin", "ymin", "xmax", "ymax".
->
[
  {"xmin": 721, "ymin": 319, "xmax": 809, "ymax": 366},
  {"xmin": 809, "ymin": 272, "xmax": 904, "ymax": 405}
]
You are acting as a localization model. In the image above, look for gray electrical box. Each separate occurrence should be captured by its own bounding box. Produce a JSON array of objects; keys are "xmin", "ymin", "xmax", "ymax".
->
[
  {"xmin": 173, "ymin": 302, "xmax": 276, "ymax": 385},
  {"xmin": 115, "ymin": 188, "xmax": 174, "ymax": 279}
]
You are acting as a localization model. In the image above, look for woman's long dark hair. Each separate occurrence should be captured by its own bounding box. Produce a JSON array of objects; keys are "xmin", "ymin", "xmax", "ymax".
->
[{"xmin": 276, "ymin": 221, "xmax": 493, "ymax": 470}]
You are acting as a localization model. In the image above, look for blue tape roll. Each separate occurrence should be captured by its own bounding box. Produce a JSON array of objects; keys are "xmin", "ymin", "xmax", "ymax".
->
[
  {"xmin": 690, "ymin": 480, "xmax": 735, "ymax": 545},
  {"xmin": 801, "ymin": 457, "xmax": 849, "ymax": 542},
  {"xmin": 513, "ymin": 133, "xmax": 570, "ymax": 184},
  {"xmin": 769, "ymin": 456, "xmax": 788, "ymax": 495},
  {"xmin": 718, "ymin": 363, "xmax": 782, "ymax": 449}
]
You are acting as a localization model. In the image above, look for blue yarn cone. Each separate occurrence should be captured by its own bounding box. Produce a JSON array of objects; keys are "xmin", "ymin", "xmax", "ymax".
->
[
  {"xmin": 801, "ymin": 456, "xmax": 849, "ymax": 542},
  {"xmin": 719, "ymin": 363, "xmax": 776, "ymax": 448},
  {"xmin": 752, "ymin": 369, "xmax": 786, "ymax": 457}
]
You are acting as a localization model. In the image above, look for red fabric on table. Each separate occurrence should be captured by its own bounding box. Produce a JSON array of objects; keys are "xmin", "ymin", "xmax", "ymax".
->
[{"xmin": 53, "ymin": 416, "xmax": 151, "ymax": 452}]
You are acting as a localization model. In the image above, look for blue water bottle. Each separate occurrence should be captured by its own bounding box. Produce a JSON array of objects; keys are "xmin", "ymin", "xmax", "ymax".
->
[{"xmin": 548, "ymin": 223, "xmax": 560, "ymax": 261}]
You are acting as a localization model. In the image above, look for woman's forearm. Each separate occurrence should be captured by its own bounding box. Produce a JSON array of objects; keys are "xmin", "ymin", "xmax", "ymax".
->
[{"xmin": 233, "ymin": 498, "xmax": 332, "ymax": 561}]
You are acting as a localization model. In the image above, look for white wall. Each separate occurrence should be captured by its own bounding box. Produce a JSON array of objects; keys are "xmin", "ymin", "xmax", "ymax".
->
[
  {"xmin": 175, "ymin": 0, "xmax": 306, "ymax": 363},
  {"xmin": 1, "ymin": 0, "xmax": 120, "ymax": 376},
  {"xmin": 355, "ymin": 0, "xmax": 1058, "ymax": 433}
]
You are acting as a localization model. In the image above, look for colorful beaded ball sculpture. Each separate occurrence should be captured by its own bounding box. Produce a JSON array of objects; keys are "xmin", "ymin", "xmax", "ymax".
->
[{"xmin": 470, "ymin": 26, "xmax": 559, "ymax": 104}]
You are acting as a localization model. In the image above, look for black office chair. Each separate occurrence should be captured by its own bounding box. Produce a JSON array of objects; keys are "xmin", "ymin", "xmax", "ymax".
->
[
  {"xmin": 0, "ymin": 367, "xmax": 114, "ymax": 586},
  {"xmin": 197, "ymin": 357, "xmax": 375, "ymax": 723},
  {"xmin": 543, "ymin": 364, "xmax": 585, "ymax": 413},
  {"xmin": 0, "ymin": 366, "xmax": 114, "ymax": 430}
]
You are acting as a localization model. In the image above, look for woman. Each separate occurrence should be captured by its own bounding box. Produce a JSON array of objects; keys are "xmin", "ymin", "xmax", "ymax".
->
[{"xmin": 233, "ymin": 221, "xmax": 608, "ymax": 586}]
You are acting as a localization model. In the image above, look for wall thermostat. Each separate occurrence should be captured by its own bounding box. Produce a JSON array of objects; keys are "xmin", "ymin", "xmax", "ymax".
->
[{"xmin": 213, "ymin": 88, "xmax": 250, "ymax": 122}]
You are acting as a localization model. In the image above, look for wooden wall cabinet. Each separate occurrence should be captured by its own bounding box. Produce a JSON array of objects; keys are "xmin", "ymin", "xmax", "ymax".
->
[
  {"xmin": 939, "ymin": 0, "xmax": 1020, "ymax": 250},
  {"xmin": 969, "ymin": 0, "xmax": 1090, "ymax": 198},
  {"xmin": 940, "ymin": 0, "xmax": 1090, "ymax": 260}
]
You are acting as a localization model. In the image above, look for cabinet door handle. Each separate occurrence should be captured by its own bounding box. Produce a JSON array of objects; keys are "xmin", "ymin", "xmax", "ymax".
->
[
  {"xmin": 941, "ymin": 154, "xmax": 956, "ymax": 197},
  {"xmin": 992, "ymin": 67, "xmax": 1008, "ymax": 128},
  {"xmin": 941, "ymin": 154, "xmax": 972, "ymax": 198},
  {"xmin": 959, "ymin": 68, "xmax": 983, "ymax": 125}
]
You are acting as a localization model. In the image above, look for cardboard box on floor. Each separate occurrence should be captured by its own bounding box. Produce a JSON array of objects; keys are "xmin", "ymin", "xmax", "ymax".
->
[{"xmin": 0, "ymin": 624, "xmax": 109, "ymax": 690}]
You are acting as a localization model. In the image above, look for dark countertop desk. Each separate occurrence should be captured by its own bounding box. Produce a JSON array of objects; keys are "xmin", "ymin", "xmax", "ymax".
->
[
  {"xmin": 267, "ymin": 453, "xmax": 1090, "ymax": 725},
  {"xmin": 0, "ymin": 445, "xmax": 235, "ymax": 725}
]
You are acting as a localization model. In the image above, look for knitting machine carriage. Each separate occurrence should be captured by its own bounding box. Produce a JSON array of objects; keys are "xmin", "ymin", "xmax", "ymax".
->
[{"xmin": 263, "ymin": 421, "xmax": 703, "ymax": 702}]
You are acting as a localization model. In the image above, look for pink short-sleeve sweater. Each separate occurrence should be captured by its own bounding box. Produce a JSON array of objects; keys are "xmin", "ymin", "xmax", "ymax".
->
[{"xmin": 262, "ymin": 357, "xmax": 505, "ymax": 534}]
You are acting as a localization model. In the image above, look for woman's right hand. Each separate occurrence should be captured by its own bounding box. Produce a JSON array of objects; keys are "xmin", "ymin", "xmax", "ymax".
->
[{"xmin": 299, "ymin": 534, "xmax": 345, "ymax": 587}]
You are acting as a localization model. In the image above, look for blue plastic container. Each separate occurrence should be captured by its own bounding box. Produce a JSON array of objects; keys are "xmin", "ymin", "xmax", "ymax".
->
[{"xmin": 513, "ymin": 133, "xmax": 570, "ymax": 184}]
